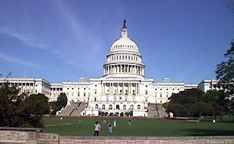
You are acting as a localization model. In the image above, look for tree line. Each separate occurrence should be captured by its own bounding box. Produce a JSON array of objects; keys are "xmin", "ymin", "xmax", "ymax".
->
[
  {"xmin": 0, "ymin": 82, "xmax": 67, "ymax": 128},
  {"xmin": 164, "ymin": 41, "xmax": 234, "ymax": 120}
]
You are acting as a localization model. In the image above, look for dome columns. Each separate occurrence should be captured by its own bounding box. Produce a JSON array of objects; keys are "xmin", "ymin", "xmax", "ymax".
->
[{"xmin": 104, "ymin": 64, "xmax": 145, "ymax": 76}]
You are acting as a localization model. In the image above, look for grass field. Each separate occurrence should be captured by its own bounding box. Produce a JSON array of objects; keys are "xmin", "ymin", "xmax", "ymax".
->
[{"xmin": 43, "ymin": 117, "xmax": 234, "ymax": 136}]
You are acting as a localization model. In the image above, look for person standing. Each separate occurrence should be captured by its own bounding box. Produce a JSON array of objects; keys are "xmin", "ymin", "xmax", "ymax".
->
[
  {"xmin": 108, "ymin": 123, "xmax": 113, "ymax": 133},
  {"xmin": 129, "ymin": 120, "xmax": 132, "ymax": 125},
  {"xmin": 114, "ymin": 120, "xmax": 116, "ymax": 127},
  {"xmin": 213, "ymin": 119, "xmax": 216, "ymax": 124},
  {"xmin": 94, "ymin": 121, "xmax": 101, "ymax": 136}
]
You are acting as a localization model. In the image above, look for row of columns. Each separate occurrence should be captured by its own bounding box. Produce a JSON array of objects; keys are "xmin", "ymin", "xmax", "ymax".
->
[
  {"xmin": 104, "ymin": 64, "xmax": 145, "ymax": 76},
  {"xmin": 101, "ymin": 83, "xmax": 140, "ymax": 95}
]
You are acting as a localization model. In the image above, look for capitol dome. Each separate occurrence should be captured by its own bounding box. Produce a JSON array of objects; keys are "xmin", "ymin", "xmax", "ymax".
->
[
  {"xmin": 109, "ymin": 20, "xmax": 140, "ymax": 55},
  {"xmin": 103, "ymin": 19, "xmax": 145, "ymax": 78},
  {"xmin": 110, "ymin": 37, "xmax": 140, "ymax": 54}
]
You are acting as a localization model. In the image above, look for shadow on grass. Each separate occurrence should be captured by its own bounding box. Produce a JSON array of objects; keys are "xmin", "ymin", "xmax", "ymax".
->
[{"xmin": 182, "ymin": 129, "xmax": 234, "ymax": 136}]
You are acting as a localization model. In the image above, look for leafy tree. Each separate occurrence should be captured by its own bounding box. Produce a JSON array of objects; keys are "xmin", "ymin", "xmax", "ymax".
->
[
  {"xmin": 49, "ymin": 93, "xmax": 67, "ymax": 115},
  {"xmin": 0, "ymin": 82, "xmax": 49, "ymax": 127},
  {"xmin": 203, "ymin": 90, "xmax": 230, "ymax": 120},
  {"xmin": 215, "ymin": 41, "xmax": 234, "ymax": 120},
  {"xmin": 0, "ymin": 82, "xmax": 21, "ymax": 127},
  {"xmin": 216, "ymin": 41, "xmax": 234, "ymax": 95},
  {"xmin": 164, "ymin": 89, "xmax": 204, "ymax": 117}
]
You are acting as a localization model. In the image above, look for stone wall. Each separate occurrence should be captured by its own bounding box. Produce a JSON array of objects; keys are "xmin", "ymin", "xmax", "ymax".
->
[
  {"xmin": 0, "ymin": 130, "xmax": 234, "ymax": 144},
  {"xmin": 0, "ymin": 130, "xmax": 59, "ymax": 144}
]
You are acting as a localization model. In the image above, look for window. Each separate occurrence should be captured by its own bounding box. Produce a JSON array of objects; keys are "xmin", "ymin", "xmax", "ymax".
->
[
  {"xmin": 123, "ymin": 105, "xmax": 126, "ymax": 110},
  {"xmin": 145, "ymin": 85, "xmax": 148, "ymax": 87},
  {"xmin": 84, "ymin": 93, "xmax": 86, "ymax": 97},
  {"xmin": 102, "ymin": 104, "xmax": 105, "ymax": 110},
  {"xmin": 94, "ymin": 98, "xmax": 97, "ymax": 102},
  {"xmin": 95, "ymin": 104, "xmax": 98, "ymax": 109},
  {"xmin": 130, "ymin": 105, "xmax": 134, "ymax": 110},
  {"xmin": 84, "ymin": 88, "xmax": 86, "ymax": 90},
  {"xmin": 109, "ymin": 105, "xmax": 112, "ymax": 110},
  {"xmin": 137, "ymin": 105, "xmax": 141, "ymax": 109},
  {"xmin": 125, "ymin": 90, "xmax": 128, "ymax": 95},
  {"xmin": 145, "ymin": 91, "xmax": 148, "ymax": 95},
  {"xmin": 160, "ymin": 93, "xmax": 162, "ymax": 97}
]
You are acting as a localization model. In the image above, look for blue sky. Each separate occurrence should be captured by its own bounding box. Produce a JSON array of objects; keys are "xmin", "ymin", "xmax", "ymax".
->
[{"xmin": 0, "ymin": 0, "xmax": 233, "ymax": 84}]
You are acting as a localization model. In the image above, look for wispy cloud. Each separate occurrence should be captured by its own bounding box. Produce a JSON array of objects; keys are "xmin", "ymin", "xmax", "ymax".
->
[
  {"xmin": 0, "ymin": 28, "xmax": 47, "ymax": 49},
  {"xmin": 0, "ymin": 52, "xmax": 43, "ymax": 68},
  {"xmin": 54, "ymin": 1, "xmax": 104, "ymax": 68}
]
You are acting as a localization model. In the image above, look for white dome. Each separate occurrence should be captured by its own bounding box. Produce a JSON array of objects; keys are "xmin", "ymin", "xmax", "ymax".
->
[{"xmin": 110, "ymin": 37, "xmax": 140, "ymax": 54}]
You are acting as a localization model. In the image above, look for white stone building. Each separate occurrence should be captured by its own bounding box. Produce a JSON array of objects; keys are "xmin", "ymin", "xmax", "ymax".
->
[
  {"xmin": 0, "ymin": 78, "xmax": 51, "ymax": 97},
  {"xmin": 198, "ymin": 79, "xmax": 218, "ymax": 93},
  {"xmin": 0, "ymin": 20, "xmax": 202, "ymax": 117}
]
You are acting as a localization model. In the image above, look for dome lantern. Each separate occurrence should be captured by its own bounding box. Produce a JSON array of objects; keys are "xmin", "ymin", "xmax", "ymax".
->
[{"xmin": 121, "ymin": 19, "xmax": 128, "ymax": 38}]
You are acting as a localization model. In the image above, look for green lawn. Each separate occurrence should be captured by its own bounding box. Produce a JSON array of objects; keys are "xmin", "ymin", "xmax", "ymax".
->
[{"xmin": 43, "ymin": 117, "xmax": 234, "ymax": 136}]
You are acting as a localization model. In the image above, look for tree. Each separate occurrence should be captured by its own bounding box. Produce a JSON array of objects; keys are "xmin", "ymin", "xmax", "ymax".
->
[
  {"xmin": 215, "ymin": 40, "xmax": 234, "ymax": 120},
  {"xmin": 19, "ymin": 94, "xmax": 50, "ymax": 127},
  {"xmin": 164, "ymin": 89, "xmax": 204, "ymax": 117},
  {"xmin": 49, "ymin": 93, "xmax": 67, "ymax": 115},
  {"xmin": 0, "ymin": 82, "xmax": 50, "ymax": 127},
  {"xmin": 0, "ymin": 82, "xmax": 22, "ymax": 127},
  {"xmin": 216, "ymin": 40, "xmax": 234, "ymax": 95},
  {"xmin": 203, "ymin": 90, "xmax": 229, "ymax": 120}
]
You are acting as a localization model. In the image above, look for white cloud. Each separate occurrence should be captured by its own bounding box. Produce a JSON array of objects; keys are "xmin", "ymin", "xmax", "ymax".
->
[
  {"xmin": 0, "ymin": 28, "xmax": 47, "ymax": 49},
  {"xmin": 0, "ymin": 52, "xmax": 43, "ymax": 68}
]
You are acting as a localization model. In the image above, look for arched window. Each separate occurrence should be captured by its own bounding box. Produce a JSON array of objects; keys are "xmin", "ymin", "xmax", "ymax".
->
[
  {"xmin": 102, "ymin": 104, "xmax": 105, "ymax": 110},
  {"xmin": 130, "ymin": 105, "xmax": 134, "ymax": 110},
  {"xmin": 109, "ymin": 104, "xmax": 112, "ymax": 110},
  {"xmin": 137, "ymin": 105, "xmax": 141, "ymax": 109},
  {"xmin": 95, "ymin": 104, "xmax": 98, "ymax": 109},
  {"xmin": 123, "ymin": 105, "xmax": 126, "ymax": 110},
  {"xmin": 116, "ymin": 105, "xmax": 120, "ymax": 110}
]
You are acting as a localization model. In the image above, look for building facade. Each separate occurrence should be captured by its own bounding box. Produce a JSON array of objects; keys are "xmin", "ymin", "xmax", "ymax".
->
[{"xmin": 0, "ymin": 20, "xmax": 204, "ymax": 117}]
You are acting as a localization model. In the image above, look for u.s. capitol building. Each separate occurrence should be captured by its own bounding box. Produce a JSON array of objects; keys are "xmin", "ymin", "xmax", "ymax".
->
[{"xmin": 1, "ymin": 20, "xmax": 215, "ymax": 117}]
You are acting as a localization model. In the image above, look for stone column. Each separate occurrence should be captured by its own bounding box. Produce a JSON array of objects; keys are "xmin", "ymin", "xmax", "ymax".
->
[
  {"xmin": 117, "ymin": 83, "xmax": 119, "ymax": 95},
  {"xmin": 129, "ymin": 83, "xmax": 131, "ymax": 95},
  {"xmin": 122, "ymin": 83, "xmax": 124, "ymax": 95}
]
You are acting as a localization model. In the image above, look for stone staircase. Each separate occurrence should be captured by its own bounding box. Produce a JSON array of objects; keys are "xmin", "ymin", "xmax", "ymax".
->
[
  {"xmin": 60, "ymin": 102, "xmax": 79, "ymax": 116},
  {"xmin": 157, "ymin": 104, "xmax": 168, "ymax": 118},
  {"xmin": 147, "ymin": 103, "xmax": 167, "ymax": 118},
  {"xmin": 70, "ymin": 102, "xmax": 88, "ymax": 116},
  {"xmin": 147, "ymin": 103, "xmax": 159, "ymax": 118}
]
